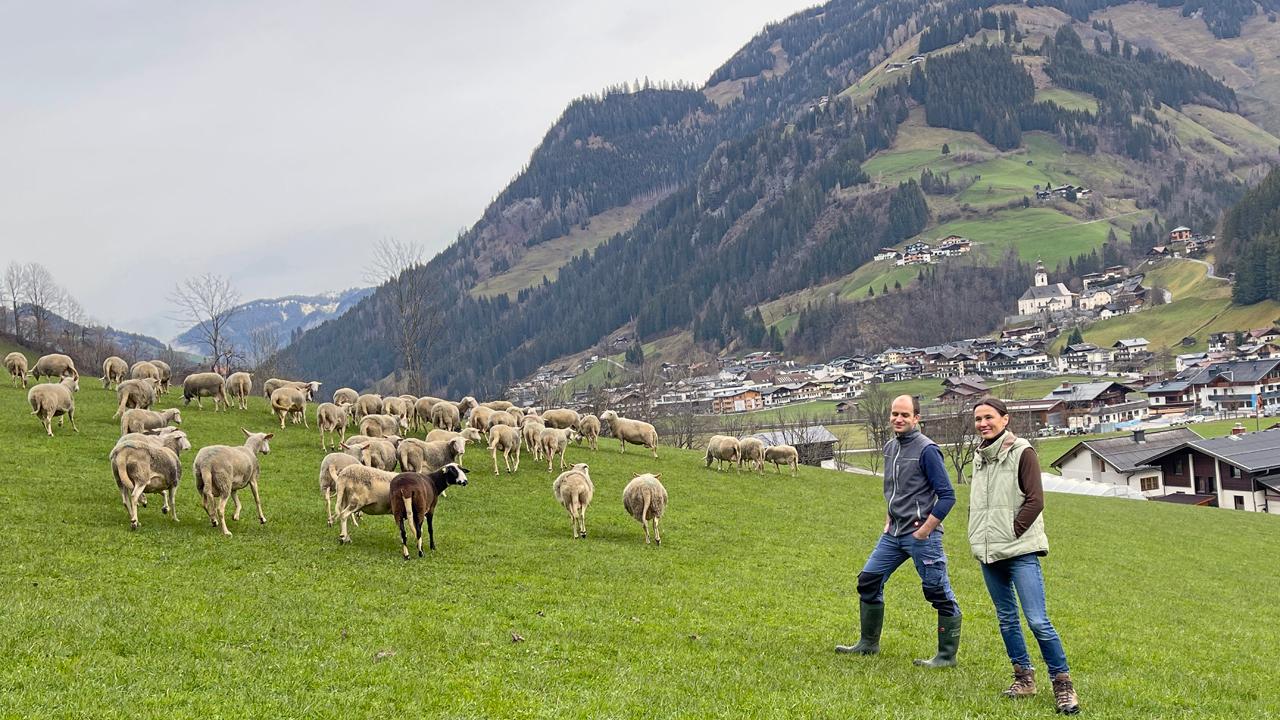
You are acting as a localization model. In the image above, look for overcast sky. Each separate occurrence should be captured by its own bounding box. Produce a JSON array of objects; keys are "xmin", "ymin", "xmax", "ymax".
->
[{"xmin": 1, "ymin": 1, "xmax": 816, "ymax": 340}]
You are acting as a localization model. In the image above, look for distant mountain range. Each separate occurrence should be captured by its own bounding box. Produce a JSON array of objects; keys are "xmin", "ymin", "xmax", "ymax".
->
[{"xmin": 174, "ymin": 287, "xmax": 372, "ymax": 356}]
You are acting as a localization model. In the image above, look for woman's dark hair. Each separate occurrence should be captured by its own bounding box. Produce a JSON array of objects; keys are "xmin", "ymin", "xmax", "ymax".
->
[{"xmin": 973, "ymin": 396, "xmax": 1009, "ymax": 416}]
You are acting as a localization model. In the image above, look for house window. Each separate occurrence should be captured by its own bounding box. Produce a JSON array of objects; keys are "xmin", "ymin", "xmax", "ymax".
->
[
  {"xmin": 1228, "ymin": 466, "xmax": 1241, "ymax": 479},
  {"xmin": 1172, "ymin": 461, "xmax": 1183, "ymax": 475},
  {"xmin": 1234, "ymin": 496, "xmax": 1245, "ymax": 510},
  {"xmin": 1140, "ymin": 476, "xmax": 1159, "ymax": 492}
]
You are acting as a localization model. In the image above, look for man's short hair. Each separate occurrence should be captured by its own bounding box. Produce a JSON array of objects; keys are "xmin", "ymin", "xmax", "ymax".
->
[{"xmin": 893, "ymin": 394, "xmax": 921, "ymax": 416}]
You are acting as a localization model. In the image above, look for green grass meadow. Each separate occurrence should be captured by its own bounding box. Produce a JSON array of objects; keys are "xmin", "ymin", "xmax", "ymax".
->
[{"xmin": 1, "ymin": 357, "xmax": 1278, "ymax": 717}]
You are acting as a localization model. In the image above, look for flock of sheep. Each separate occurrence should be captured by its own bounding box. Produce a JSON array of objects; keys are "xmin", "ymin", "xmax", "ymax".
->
[{"xmin": 7, "ymin": 350, "xmax": 784, "ymax": 553}]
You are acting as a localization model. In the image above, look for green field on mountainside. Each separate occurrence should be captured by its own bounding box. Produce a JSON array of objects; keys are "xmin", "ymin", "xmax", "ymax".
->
[{"xmin": 2, "ymin": 367, "xmax": 1277, "ymax": 718}]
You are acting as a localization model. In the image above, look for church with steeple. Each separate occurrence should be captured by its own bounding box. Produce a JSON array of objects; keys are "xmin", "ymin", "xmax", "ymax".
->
[{"xmin": 1017, "ymin": 260, "xmax": 1077, "ymax": 316}]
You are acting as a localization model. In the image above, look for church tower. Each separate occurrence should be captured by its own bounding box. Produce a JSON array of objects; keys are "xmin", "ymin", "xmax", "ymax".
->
[{"xmin": 1034, "ymin": 260, "xmax": 1048, "ymax": 287}]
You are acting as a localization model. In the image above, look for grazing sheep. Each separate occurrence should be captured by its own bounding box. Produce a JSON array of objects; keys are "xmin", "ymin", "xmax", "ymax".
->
[
  {"xmin": 149, "ymin": 360, "xmax": 172, "ymax": 394},
  {"xmin": 382, "ymin": 396, "xmax": 411, "ymax": 422},
  {"xmin": 262, "ymin": 378, "xmax": 321, "ymax": 400},
  {"xmin": 317, "ymin": 402, "xmax": 352, "ymax": 450},
  {"xmin": 553, "ymin": 463, "xmax": 593, "ymax": 539},
  {"xmin": 429, "ymin": 401, "xmax": 461, "ymax": 432},
  {"xmin": 31, "ymin": 353, "xmax": 79, "ymax": 382},
  {"xmin": 192, "ymin": 429, "xmax": 274, "ymax": 536},
  {"xmin": 480, "ymin": 400, "xmax": 514, "ymax": 411},
  {"xmin": 345, "ymin": 438, "xmax": 400, "ymax": 471},
  {"xmin": 397, "ymin": 395, "xmax": 420, "ymax": 430},
  {"xmin": 507, "ymin": 406, "xmax": 526, "ymax": 422},
  {"xmin": 599, "ymin": 410, "xmax": 659, "ymax": 457},
  {"xmin": 468, "ymin": 405, "xmax": 496, "ymax": 434},
  {"xmin": 576, "ymin": 414, "xmax": 601, "ymax": 450},
  {"xmin": 522, "ymin": 418, "xmax": 546, "ymax": 461},
  {"xmin": 5, "ymin": 351, "xmax": 29, "ymax": 387},
  {"xmin": 738, "ymin": 437, "xmax": 766, "ymax": 474},
  {"xmin": 114, "ymin": 378, "xmax": 159, "ymax": 418},
  {"xmin": 318, "ymin": 452, "xmax": 359, "ymax": 526},
  {"xmin": 130, "ymin": 360, "xmax": 161, "ymax": 384},
  {"xmin": 28, "ymin": 375, "xmax": 80, "ymax": 436},
  {"xmin": 425, "ymin": 427, "xmax": 483, "ymax": 444},
  {"xmin": 355, "ymin": 393, "xmax": 384, "ymax": 420},
  {"xmin": 224, "ymin": 372, "xmax": 253, "ymax": 410},
  {"xmin": 541, "ymin": 408, "xmax": 580, "ymax": 430},
  {"xmin": 332, "ymin": 387, "xmax": 360, "ymax": 406},
  {"xmin": 488, "ymin": 425, "xmax": 522, "ymax": 475},
  {"xmin": 333, "ymin": 464, "xmax": 400, "ymax": 545},
  {"xmin": 390, "ymin": 464, "xmax": 470, "ymax": 558},
  {"xmin": 414, "ymin": 396, "xmax": 445, "ymax": 430},
  {"xmin": 623, "ymin": 473, "xmax": 667, "ymax": 545},
  {"xmin": 765, "ymin": 444, "xmax": 800, "ymax": 476},
  {"xmin": 486, "ymin": 409, "xmax": 517, "ymax": 431},
  {"xmin": 110, "ymin": 430, "xmax": 191, "ymax": 529},
  {"xmin": 183, "ymin": 372, "xmax": 229, "ymax": 411},
  {"xmin": 454, "ymin": 396, "xmax": 478, "ymax": 419},
  {"xmin": 539, "ymin": 427, "xmax": 582, "ymax": 471},
  {"xmin": 398, "ymin": 437, "xmax": 467, "ymax": 474},
  {"xmin": 360, "ymin": 413, "xmax": 407, "ymax": 438},
  {"xmin": 120, "ymin": 407, "xmax": 182, "ymax": 436},
  {"xmin": 101, "ymin": 356, "xmax": 128, "ymax": 389},
  {"xmin": 704, "ymin": 435, "xmax": 741, "ymax": 471},
  {"xmin": 270, "ymin": 386, "xmax": 310, "ymax": 429},
  {"xmin": 115, "ymin": 427, "xmax": 191, "ymax": 454}
]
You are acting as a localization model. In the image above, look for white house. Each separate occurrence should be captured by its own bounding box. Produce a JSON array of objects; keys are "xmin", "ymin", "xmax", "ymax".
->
[
  {"xmin": 1049, "ymin": 427, "xmax": 1200, "ymax": 497},
  {"xmin": 1017, "ymin": 261, "xmax": 1076, "ymax": 315}
]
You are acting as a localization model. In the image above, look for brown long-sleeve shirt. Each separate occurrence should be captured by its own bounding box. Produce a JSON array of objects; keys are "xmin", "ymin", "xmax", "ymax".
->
[{"xmin": 979, "ymin": 431, "xmax": 1044, "ymax": 537}]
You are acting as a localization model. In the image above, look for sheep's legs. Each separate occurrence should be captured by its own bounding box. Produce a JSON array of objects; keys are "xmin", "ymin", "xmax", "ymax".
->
[
  {"xmin": 128, "ymin": 483, "xmax": 147, "ymax": 529},
  {"xmin": 652, "ymin": 517, "xmax": 661, "ymax": 545},
  {"xmin": 579, "ymin": 505, "xmax": 587, "ymax": 539},
  {"xmin": 492, "ymin": 449, "xmax": 500, "ymax": 476},
  {"xmin": 513, "ymin": 446, "xmax": 520, "ymax": 472},
  {"xmin": 231, "ymin": 491, "xmax": 243, "ymax": 521},
  {"xmin": 216, "ymin": 495, "xmax": 232, "ymax": 536},
  {"xmin": 249, "ymin": 480, "xmax": 267, "ymax": 524},
  {"xmin": 164, "ymin": 488, "xmax": 179, "ymax": 521},
  {"xmin": 397, "ymin": 515, "xmax": 411, "ymax": 560},
  {"xmin": 69, "ymin": 409, "xmax": 78, "ymax": 433},
  {"xmin": 426, "ymin": 513, "xmax": 435, "ymax": 551},
  {"xmin": 324, "ymin": 489, "xmax": 334, "ymax": 526},
  {"xmin": 338, "ymin": 511, "xmax": 351, "ymax": 543},
  {"xmin": 413, "ymin": 512, "xmax": 425, "ymax": 557}
]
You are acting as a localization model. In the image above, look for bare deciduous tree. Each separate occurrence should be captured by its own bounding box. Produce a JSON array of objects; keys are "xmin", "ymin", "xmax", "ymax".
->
[
  {"xmin": 2, "ymin": 261, "xmax": 25, "ymax": 340},
  {"xmin": 364, "ymin": 238, "xmax": 438, "ymax": 395},
  {"xmin": 23, "ymin": 263, "xmax": 65, "ymax": 345},
  {"xmin": 930, "ymin": 401, "xmax": 981, "ymax": 484},
  {"xmin": 169, "ymin": 273, "xmax": 242, "ymax": 371},
  {"xmin": 246, "ymin": 326, "xmax": 282, "ymax": 378}
]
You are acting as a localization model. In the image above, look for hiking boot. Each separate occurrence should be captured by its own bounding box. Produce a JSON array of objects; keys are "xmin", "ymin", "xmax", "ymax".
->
[
  {"xmin": 913, "ymin": 614, "xmax": 961, "ymax": 668},
  {"xmin": 1052, "ymin": 672, "xmax": 1080, "ymax": 714},
  {"xmin": 835, "ymin": 601, "xmax": 883, "ymax": 655},
  {"xmin": 1002, "ymin": 665, "xmax": 1037, "ymax": 699}
]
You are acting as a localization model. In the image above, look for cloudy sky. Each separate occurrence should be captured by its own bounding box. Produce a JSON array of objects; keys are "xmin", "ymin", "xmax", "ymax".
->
[{"xmin": 1, "ymin": 1, "xmax": 816, "ymax": 340}]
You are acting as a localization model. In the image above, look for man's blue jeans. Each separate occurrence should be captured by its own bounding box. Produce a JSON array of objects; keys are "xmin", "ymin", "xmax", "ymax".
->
[
  {"xmin": 980, "ymin": 554, "xmax": 1069, "ymax": 675},
  {"xmin": 857, "ymin": 530, "xmax": 960, "ymax": 617}
]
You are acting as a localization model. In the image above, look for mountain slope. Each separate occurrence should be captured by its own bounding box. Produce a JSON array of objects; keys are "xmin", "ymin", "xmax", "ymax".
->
[{"xmin": 175, "ymin": 287, "xmax": 371, "ymax": 356}]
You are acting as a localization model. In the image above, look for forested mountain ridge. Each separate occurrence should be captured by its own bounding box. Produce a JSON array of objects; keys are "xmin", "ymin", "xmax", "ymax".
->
[{"xmin": 277, "ymin": 0, "xmax": 1280, "ymax": 395}]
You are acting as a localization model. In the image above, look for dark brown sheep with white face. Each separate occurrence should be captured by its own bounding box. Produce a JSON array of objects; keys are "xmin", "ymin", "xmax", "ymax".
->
[{"xmin": 389, "ymin": 464, "xmax": 469, "ymax": 559}]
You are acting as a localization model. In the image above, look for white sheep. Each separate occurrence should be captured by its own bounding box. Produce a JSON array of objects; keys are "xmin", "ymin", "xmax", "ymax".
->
[
  {"xmin": 262, "ymin": 378, "xmax": 321, "ymax": 400},
  {"xmin": 414, "ymin": 396, "xmax": 445, "ymax": 430},
  {"xmin": 150, "ymin": 359, "xmax": 173, "ymax": 394},
  {"xmin": 224, "ymin": 371, "xmax": 253, "ymax": 410},
  {"xmin": 576, "ymin": 414, "xmax": 601, "ymax": 450},
  {"xmin": 130, "ymin": 360, "xmax": 161, "ymax": 384},
  {"xmin": 28, "ymin": 375, "xmax": 80, "ymax": 436},
  {"xmin": 486, "ymin": 409, "xmax": 518, "ymax": 431},
  {"xmin": 333, "ymin": 464, "xmax": 400, "ymax": 544},
  {"xmin": 521, "ymin": 417, "xmax": 546, "ymax": 460},
  {"xmin": 738, "ymin": 437, "xmax": 766, "ymax": 474},
  {"xmin": 318, "ymin": 451, "xmax": 360, "ymax": 526},
  {"xmin": 332, "ymin": 387, "xmax": 360, "ymax": 406},
  {"xmin": 382, "ymin": 396, "xmax": 411, "ymax": 422},
  {"xmin": 623, "ymin": 473, "xmax": 667, "ymax": 545},
  {"xmin": 765, "ymin": 444, "xmax": 800, "ymax": 476},
  {"xmin": 4, "ymin": 351, "xmax": 29, "ymax": 387},
  {"xmin": 355, "ymin": 393, "xmax": 384, "ymax": 420},
  {"xmin": 114, "ymin": 378, "xmax": 159, "ymax": 419},
  {"xmin": 120, "ymin": 407, "xmax": 183, "ymax": 436},
  {"xmin": 488, "ymin": 425, "xmax": 521, "ymax": 474},
  {"xmin": 270, "ymin": 386, "xmax": 310, "ymax": 429},
  {"xmin": 541, "ymin": 408, "xmax": 580, "ymax": 430},
  {"xmin": 429, "ymin": 401, "xmax": 461, "ymax": 432},
  {"xmin": 344, "ymin": 437, "xmax": 400, "ymax": 471},
  {"xmin": 398, "ymin": 437, "xmax": 467, "ymax": 474},
  {"xmin": 599, "ymin": 410, "xmax": 659, "ymax": 457},
  {"xmin": 110, "ymin": 430, "xmax": 191, "ymax": 529},
  {"xmin": 539, "ymin": 426, "xmax": 582, "ymax": 471},
  {"xmin": 316, "ymin": 401, "xmax": 352, "ymax": 450},
  {"xmin": 480, "ymin": 400, "xmax": 514, "ymax": 411},
  {"xmin": 192, "ymin": 429, "xmax": 274, "ymax": 536},
  {"xmin": 468, "ymin": 405, "xmax": 496, "ymax": 434},
  {"xmin": 425, "ymin": 427, "xmax": 483, "ymax": 444},
  {"xmin": 101, "ymin": 356, "xmax": 128, "ymax": 389},
  {"xmin": 553, "ymin": 463, "xmax": 593, "ymax": 539},
  {"xmin": 183, "ymin": 372, "xmax": 229, "ymax": 411},
  {"xmin": 705, "ymin": 435, "xmax": 740, "ymax": 471},
  {"xmin": 360, "ymin": 413, "xmax": 407, "ymax": 438},
  {"xmin": 30, "ymin": 353, "xmax": 79, "ymax": 382},
  {"xmin": 454, "ymin": 396, "xmax": 478, "ymax": 419}
]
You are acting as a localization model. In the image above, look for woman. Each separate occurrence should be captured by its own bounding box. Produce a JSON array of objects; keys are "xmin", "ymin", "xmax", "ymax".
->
[{"xmin": 968, "ymin": 397, "xmax": 1079, "ymax": 715}]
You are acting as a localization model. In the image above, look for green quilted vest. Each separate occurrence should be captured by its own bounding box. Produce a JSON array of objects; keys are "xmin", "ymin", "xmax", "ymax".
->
[{"xmin": 968, "ymin": 431, "xmax": 1049, "ymax": 564}]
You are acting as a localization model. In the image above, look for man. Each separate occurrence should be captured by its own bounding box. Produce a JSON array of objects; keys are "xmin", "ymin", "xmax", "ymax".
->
[{"xmin": 836, "ymin": 394, "xmax": 961, "ymax": 667}]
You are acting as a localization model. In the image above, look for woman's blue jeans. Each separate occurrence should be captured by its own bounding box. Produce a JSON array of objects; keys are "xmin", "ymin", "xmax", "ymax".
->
[{"xmin": 979, "ymin": 554, "xmax": 1069, "ymax": 675}]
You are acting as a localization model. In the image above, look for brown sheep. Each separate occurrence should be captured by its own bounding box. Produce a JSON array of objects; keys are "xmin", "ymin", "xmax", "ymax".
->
[{"xmin": 389, "ymin": 464, "xmax": 470, "ymax": 558}]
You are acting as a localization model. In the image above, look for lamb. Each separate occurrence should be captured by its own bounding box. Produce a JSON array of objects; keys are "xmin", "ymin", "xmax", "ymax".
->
[
  {"xmin": 539, "ymin": 426, "xmax": 582, "ymax": 471},
  {"xmin": 130, "ymin": 360, "xmax": 161, "ymax": 384},
  {"xmin": 344, "ymin": 438, "xmax": 400, "ymax": 471},
  {"xmin": 488, "ymin": 425, "xmax": 521, "ymax": 475},
  {"xmin": 738, "ymin": 437, "xmax": 766, "ymax": 474},
  {"xmin": 552, "ymin": 463, "xmax": 593, "ymax": 539},
  {"xmin": 355, "ymin": 393, "xmax": 384, "ymax": 420},
  {"xmin": 425, "ymin": 427, "xmax": 483, "ymax": 444},
  {"xmin": 623, "ymin": 473, "xmax": 667, "ymax": 545},
  {"xmin": 398, "ymin": 437, "xmax": 467, "ymax": 474},
  {"xmin": 224, "ymin": 371, "xmax": 253, "ymax": 410},
  {"xmin": 183, "ymin": 372, "xmax": 230, "ymax": 411},
  {"xmin": 540, "ymin": 408, "xmax": 580, "ymax": 430},
  {"xmin": 110, "ymin": 430, "xmax": 191, "ymax": 529},
  {"xmin": 317, "ymin": 402, "xmax": 352, "ymax": 450},
  {"xmin": 101, "ymin": 356, "xmax": 128, "ymax": 389},
  {"xmin": 521, "ymin": 418, "xmax": 546, "ymax": 460},
  {"xmin": 114, "ymin": 378, "xmax": 159, "ymax": 418},
  {"xmin": 360, "ymin": 413, "xmax": 407, "ymax": 438},
  {"xmin": 192, "ymin": 429, "xmax": 274, "ymax": 536},
  {"xmin": 599, "ymin": 410, "xmax": 659, "ymax": 457},
  {"xmin": 4, "ymin": 351, "xmax": 29, "ymax": 387},
  {"xmin": 705, "ymin": 435, "xmax": 741, "ymax": 471},
  {"xmin": 576, "ymin": 414, "xmax": 601, "ymax": 450},
  {"xmin": 429, "ymin": 401, "xmax": 462, "ymax": 432},
  {"xmin": 27, "ymin": 375, "xmax": 80, "ymax": 436},
  {"xmin": 390, "ymin": 464, "xmax": 470, "ymax": 558},
  {"xmin": 764, "ymin": 444, "xmax": 800, "ymax": 476},
  {"xmin": 332, "ymin": 387, "xmax": 360, "ymax": 406},
  {"xmin": 120, "ymin": 407, "xmax": 183, "ymax": 436},
  {"xmin": 262, "ymin": 378, "xmax": 321, "ymax": 400},
  {"xmin": 333, "ymin": 464, "xmax": 400, "ymax": 545},
  {"xmin": 318, "ymin": 452, "xmax": 360, "ymax": 525},
  {"xmin": 30, "ymin": 353, "xmax": 79, "ymax": 382},
  {"xmin": 150, "ymin": 359, "xmax": 173, "ymax": 394},
  {"xmin": 270, "ymin": 386, "xmax": 310, "ymax": 428}
]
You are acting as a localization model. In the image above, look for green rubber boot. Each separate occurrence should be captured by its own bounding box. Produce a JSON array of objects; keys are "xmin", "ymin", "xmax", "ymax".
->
[
  {"xmin": 913, "ymin": 614, "xmax": 961, "ymax": 668},
  {"xmin": 835, "ymin": 602, "xmax": 883, "ymax": 655}
]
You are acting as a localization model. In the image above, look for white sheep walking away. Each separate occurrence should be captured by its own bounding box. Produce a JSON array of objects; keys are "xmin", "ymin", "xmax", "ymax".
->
[
  {"xmin": 623, "ymin": 473, "xmax": 667, "ymax": 545},
  {"xmin": 5, "ymin": 351, "xmax": 29, "ymax": 387},
  {"xmin": 553, "ymin": 463, "xmax": 593, "ymax": 539},
  {"xmin": 101, "ymin": 356, "xmax": 128, "ymax": 389},
  {"xmin": 110, "ymin": 430, "xmax": 192, "ymax": 529},
  {"xmin": 28, "ymin": 375, "xmax": 80, "ymax": 436}
]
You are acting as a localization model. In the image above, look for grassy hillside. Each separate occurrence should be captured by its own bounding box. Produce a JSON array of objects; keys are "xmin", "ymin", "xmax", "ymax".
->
[{"xmin": 2, "ymin": 368, "xmax": 1279, "ymax": 717}]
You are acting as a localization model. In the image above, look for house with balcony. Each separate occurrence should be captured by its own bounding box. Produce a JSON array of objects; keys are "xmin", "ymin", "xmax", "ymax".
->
[
  {"xmin": 1042, "ymin": 380, "xmax": 1138, "ymax": 430},
  {"xmin": 1140, "ymin": 428, "xmax": 1280, "ymax": 513},
  {"xmin": 1050, "ymin": 427, "xmax": 1200, "ymax": 497}
]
